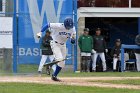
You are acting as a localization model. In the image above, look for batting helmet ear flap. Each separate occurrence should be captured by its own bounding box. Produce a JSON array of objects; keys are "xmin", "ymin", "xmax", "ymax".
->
[{"xmin": 135, "ymin": 34, "xmax": 140, "ymax": 46}]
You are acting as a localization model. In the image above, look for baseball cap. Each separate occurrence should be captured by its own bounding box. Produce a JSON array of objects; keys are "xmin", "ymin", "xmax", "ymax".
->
[
  {"xmin": 46, "ymin": 28, "xmax": 52, "ymax": 33},
  {"xmin": 95, "ymin": 28, "xmax": 101, "ymax": 31},
  {"xmin": 115, "ymin": 39, "xmax": 121, "ymax": 42},
  {"xmin": 84, "ymin": 28, "xmax": 89, "ymax": 32}
]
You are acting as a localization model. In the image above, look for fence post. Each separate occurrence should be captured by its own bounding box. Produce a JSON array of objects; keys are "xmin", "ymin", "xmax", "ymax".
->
[
  {"xmin": 13, "ymin": 0, "xmax": 17, "ymax": 73},
  {"xmin": 121, "ymin": 45, "xmax": 125, "ymax": 72},
  {"xmin": 73, "ymin": 0, "xmax": 77, "ymax": 72},
  {"xmin": 129, "ymin": 0, "xmax": 132, "ymax": 8}
]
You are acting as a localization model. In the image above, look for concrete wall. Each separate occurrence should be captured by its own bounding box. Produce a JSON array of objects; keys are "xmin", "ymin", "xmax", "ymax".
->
[{"xmin": 77, "ymin": 17, "xmax": 85, "ymax": 70}]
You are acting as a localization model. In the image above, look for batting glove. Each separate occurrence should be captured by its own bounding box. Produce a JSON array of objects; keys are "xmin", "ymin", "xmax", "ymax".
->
[
  {"xmin": 37, "ymin": 32, "xmax": 42, "ymax": 38},
  {"xmin": 105, "ymin": 49, "xmax": 108, "ymax": 53},
  {"xmin": 92, "ymin": 49, "xmax": 96, "ymax": 54}
]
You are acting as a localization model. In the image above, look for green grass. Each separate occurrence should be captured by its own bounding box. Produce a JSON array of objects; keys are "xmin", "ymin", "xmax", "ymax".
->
[
  {"xmin": 0, "ymin": 64, "xmax": 140, "ymax": 77},
  {"xmin": 0, "ymin": 82, "xmax": 139, "ymax": 93},
  {"xmin": 1, "ymin": 70, "xmax": 140, "ymax": 78},
  {"xmin": 18, "ymin": 64, "xmax": 38, "ymax": 73},
  {"xmin": 91, "ymin": 79, "xmax": 140, "ymax": 85},
  {"xmin": 18, "ymin": 64, "xmax": 140, "ymax": 77},
  {"xmin": 58, "ymin": 72, "xmax": 140, "ymax": 77}
]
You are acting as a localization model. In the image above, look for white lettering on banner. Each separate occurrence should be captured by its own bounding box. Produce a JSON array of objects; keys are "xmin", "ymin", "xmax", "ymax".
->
[
  {"xmin": 19, "ymin": 48, "xmax": 71, "ymax": 57},
  {"xmin": 27, "ymin": 0, "xmax": 64, "ymax": 43},
  {"xmin": 19, "ymin": 48, "xmax": 42, "ymax": 56}
]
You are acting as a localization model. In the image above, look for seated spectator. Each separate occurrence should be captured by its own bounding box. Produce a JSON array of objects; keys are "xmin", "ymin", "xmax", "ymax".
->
[{"xmin": 111, "ymin": 39, "xmax": 121, "ymax": 72}]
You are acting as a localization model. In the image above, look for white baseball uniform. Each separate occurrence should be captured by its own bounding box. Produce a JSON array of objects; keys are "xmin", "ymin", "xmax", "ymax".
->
[{"xmin": 49, "ymin": 23, "xmax": 76, "ymax": 67}]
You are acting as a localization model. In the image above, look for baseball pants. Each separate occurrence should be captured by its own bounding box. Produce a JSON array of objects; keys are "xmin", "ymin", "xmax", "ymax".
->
[
  {"xmin": 92, "ymin": 52, "xmax": 106, "ymax": 71},
  {"xmin": 135, "ymin": 53, "xmax": 140, "ymax": 71},
  {"xmin": 38, "ymin": 55, "xmax": 54, "ymax": 72},
  {"xmin": 80, "ymin": 52, "xmax": 91, "ymax": 72},
  {"xmin": 50, "ymin": 41, "xmax": 66, "ymax": 68}
]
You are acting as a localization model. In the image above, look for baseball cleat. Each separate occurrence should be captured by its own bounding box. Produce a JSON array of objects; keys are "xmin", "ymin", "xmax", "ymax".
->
[
  {"xmin": 38, "ymin": 71, "xmax": 42, "ymax": 77},
  {"xmin": 51, "ymin": 75, "xmax": 61, "ymax": 82}
]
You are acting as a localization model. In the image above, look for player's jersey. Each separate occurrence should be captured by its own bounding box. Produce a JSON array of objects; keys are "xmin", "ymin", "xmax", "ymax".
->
[{"xmin": 49, "ymin": 23, "xmax": 76, "ymax": 44}]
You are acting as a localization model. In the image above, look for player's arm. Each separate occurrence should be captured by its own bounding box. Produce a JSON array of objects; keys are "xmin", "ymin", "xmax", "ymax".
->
[
  {"xmin": 78, "ymin": 36, "xmax": 82, "ymax": 50},
  {"xmin": 41, "ymin": 24, "xmax": 50, "ymax": 32},
  {"xmin": 41, "ymin": 23, "xmax": 62, "ymax": 32},
  {"xmin": 50, "ymin": 23, "xmax": 64, "ymax": 30},
  {"xmin": 91, "ymin": 36, "xmax": 93, "ymax": 49},
  {"xmin": 36, "ymin": 23, "xmax": 50, "ymax": 38}
]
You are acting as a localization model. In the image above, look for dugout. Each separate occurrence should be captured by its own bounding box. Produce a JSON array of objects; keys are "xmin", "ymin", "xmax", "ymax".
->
[
  {"xmin": 78, "ymin": 7, "xmax": 140, "ymax": 71},
  {"xmin": 85, "ymin": 17, "xmax": 138, "ymax": 71},
  {"xmin": 85, "ymin": 17, "xmax": 138, "ymax": 48}
]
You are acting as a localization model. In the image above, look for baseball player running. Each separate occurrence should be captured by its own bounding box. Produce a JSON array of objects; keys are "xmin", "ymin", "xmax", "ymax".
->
[{"xmin": 37, "ymin": 17, "xmax": 76, "ymax": 81}]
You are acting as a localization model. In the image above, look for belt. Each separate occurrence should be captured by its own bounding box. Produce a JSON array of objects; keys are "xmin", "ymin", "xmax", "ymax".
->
[{"xmin": 55, "ymin": 41, "xmax": 64, "ymax": 45}]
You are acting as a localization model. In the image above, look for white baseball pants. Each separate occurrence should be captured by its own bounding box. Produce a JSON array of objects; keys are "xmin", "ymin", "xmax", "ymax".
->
[
  {"xmin": 92, "ymin": 53, "xmax": 106, "ymax": 71},
  {"xmin": 50, "ymin": 41, "xmax": 66, "ymax": 68},
  {"xmin": 38, "ymin": 55, "xmax": 54, "ymax": 72},
  {"xmin": 135, "ymin": 53, "xmax": 140, "ymax": 71}
]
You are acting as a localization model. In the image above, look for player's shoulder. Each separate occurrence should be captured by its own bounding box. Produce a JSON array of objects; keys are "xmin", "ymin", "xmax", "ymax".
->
[
  {"xmin": 50, "ymin": 23, "xmax": 64, "ymax": 27},
  {"xmin": 69, "ymin": 27, "xmax": 76, "ymax": 32}
]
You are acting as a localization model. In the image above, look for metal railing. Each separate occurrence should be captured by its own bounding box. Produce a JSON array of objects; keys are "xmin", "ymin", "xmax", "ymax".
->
[{"xmin": 78, "ymin": 0, "xmax": 140, "ymax": 8}]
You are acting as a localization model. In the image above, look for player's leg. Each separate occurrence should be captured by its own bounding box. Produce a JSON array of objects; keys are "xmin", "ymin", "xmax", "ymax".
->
[
  {"xmin": 81, "ymin": 52, "xmax": 87, "ymax": 72},
  {"xmin": 135, "ymin": 53, "xmax": 140, "ymax": 71},
  {"xmin": 50, "ymin": 42, "xmax": 64, "ymax": 81},
  {"xmin": 50, "ymin": 41, "xmax": 63, "ymax": 61},
  {"xmin": 50, "ymin": 41, "xmax": 63, "ymax": 81},
  {"xmin": 81, "ymin": 56, "xmax": 86, "ymax": 72},
  {"xmin": 99, "ymin": 53, "xmax": 107, "ymax": 71},
  {"xmin": 113, "ymin": 58, "xmax": 118, "ymax": 71},
  {"xmin": 51, "ymin": 44, "xmax": 66, "ymax": 81},
  {"xmin": 38, "ymin": 55, "xmax": 48, "ymax": 73},
  {"xmin": 46, "ymin": 55, "xmax": 55, "ymax": 75},
  {"xmin": 86, "ymin": 55, "xmax": 91, "ymax": 72},
  {"xmin": 57, "ymin": 44, "xmax": 66, "ymax": 67},
  {"xmin": 92, "ymin": 53, "xmax": 98, "ymax": 71}
]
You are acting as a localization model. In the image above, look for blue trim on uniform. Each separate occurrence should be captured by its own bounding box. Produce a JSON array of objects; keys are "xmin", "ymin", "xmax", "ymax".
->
[
  {"xmin": 13, "ymin": 0, "xmax": 17, "ymax": 73},
  {"xmin": 52, "ymin": 65, "xmax": 62, "ymax": 77},
  {"xmin": 41, "ymin": 23, "xmax": 50, "ymax": 32}
]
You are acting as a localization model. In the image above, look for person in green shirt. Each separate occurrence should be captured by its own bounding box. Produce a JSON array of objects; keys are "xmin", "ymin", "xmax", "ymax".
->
[{"xmin": 78, "ymin": 28, "xmax": 93, "ymax": 72}]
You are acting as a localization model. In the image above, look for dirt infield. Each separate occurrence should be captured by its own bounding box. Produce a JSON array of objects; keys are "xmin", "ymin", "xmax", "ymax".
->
[{"xmin": 0, "ymin": 76, "xmax": 140, "ymax": 89}]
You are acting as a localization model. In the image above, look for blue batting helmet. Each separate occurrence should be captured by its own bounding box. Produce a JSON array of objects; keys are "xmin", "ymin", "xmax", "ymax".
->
[{"xmin": 64, "ymin": 17, "xmax": 73, "ymax": 30}]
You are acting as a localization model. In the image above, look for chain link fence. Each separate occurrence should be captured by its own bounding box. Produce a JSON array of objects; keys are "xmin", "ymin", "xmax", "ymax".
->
[
  {"xmin": 0, "ymin": 0, "xmax": 77, "ymax": 74},
  {"xmin": 0, "ymin": 0, "xmax": 13, "ymax": 73}
]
